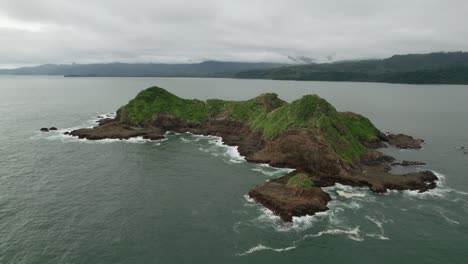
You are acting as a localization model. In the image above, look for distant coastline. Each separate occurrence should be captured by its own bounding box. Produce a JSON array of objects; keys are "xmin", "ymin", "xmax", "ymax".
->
[{"xmin": 3, "ymin": 51, "xmax": 468, "ymax": 85}]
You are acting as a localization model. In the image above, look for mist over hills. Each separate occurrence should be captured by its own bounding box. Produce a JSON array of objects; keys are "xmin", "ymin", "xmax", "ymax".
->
[{"xmin": 235, "ymin": 52, "xmax": 468, "ymax": 84}]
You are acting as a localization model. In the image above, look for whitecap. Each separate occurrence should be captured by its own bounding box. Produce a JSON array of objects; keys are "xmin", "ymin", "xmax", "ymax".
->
[
  {"xmin": 180, "ymin": 137, "xmax": 192, "ymax": 143},
  {"xmin": 243, "ymin": 194, "xmax": 255, "ymax": 203},
  {"xmin": 32, "ymin": 112, "xmax": 166, "ymax": 145},
  {"xmin": 324, "ymin": 183, "xmax": 368, "ymax": 200},
  {"xmin": 365, "ymin": 233, "xmax": 390, "ymax": 240},
  {"xmin": 251, "ymin": 163, "xmax": 295, "ymax": 177},
  {"xmin": 236, "ymin": 244, "xmax": 296, "ymax": 256},
  {"xmin": 365, "ymin": 215, "xmax": 384, "ymax": 229},
  {"xmin": 337, "ymin": 190, "xmax": 366, "ymax": 198},
  {"xmin": 386, "ymin": 170, "xmax": 468, "ymax": 201},
  {"xmin": 252, "ymin": 206, "xmax": 328, "ymax": 232},
  {"xmin": 197, "ymin": 136, "xmax": 246, "ymax": 164},
  {"xmin": 40, "ymin": 132, "xmax": 166, "ymax": 145}
]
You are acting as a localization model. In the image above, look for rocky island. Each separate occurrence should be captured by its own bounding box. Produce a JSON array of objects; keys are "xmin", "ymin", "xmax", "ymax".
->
[{"xmin": 69, "ymin": 87, "xmax": 437, "ymax": 221}]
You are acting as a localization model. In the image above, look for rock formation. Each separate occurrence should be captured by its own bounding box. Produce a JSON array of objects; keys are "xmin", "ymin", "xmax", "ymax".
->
[{"xmin": 68, "ymin": 87, "xmax": 438, "ymax": 221}]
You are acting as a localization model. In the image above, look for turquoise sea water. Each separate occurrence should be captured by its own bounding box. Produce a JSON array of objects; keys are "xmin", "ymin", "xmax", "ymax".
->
[{"xmin": 0, "ymin": 76, "xmax": 467, "ymax": 263}]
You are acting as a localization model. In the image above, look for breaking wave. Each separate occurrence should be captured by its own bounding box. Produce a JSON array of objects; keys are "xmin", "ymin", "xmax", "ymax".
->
[
  {"xmin": 400, "ymin": 171, "xmax": 467, "ymax": 200},
  {"xmin": 251, "ymin": 163, "xmax": 295, "ymax": 178},
  {"xmin": 196, "ymin": 135, "xmax": 246, "ymax": 164}
]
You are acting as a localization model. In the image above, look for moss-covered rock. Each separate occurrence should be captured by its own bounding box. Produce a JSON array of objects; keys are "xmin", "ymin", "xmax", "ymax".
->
[
  {"xmin": 121, "ymin": 87, "xmax": 209, "ymax": 123},
  {"xmin": 287, "ymin": 173, "xmax": 314, "ymax": 189},
  {"xmin": 119, "ymin": 86, "xmax": 382, "ymax": 163}
]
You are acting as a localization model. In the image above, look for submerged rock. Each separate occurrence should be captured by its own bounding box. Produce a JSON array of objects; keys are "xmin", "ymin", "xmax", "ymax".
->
[
  {"xmin": 70, "ymin": 122, "xmax": 165, "ymax": 140},
  {"xmin": 40, "ymin": 127, "xmax": 49, "ymax": 132},
  {"xmin": 392, "ymin": 160, "xmax": 426, "ymax": 166},
  {"xmin": 49, "ymin": 127, "xmax": 58, "ymax": 131}
]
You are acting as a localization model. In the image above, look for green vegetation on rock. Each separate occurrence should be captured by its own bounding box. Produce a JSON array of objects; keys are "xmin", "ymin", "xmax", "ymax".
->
[
  {"xmin": 121, "ymin": 87, "xmax": 209, "ymax": 123},
  {"xmin": 340, "ymin": 112, "xmax": 380, "ymax": 141},
  {"xmin": 120, "ymin": 86, "xmax": 381, "ymax": 162},
  {"xmin": 287, "ymin": 173, "xmax": 314, "ymax": 189},
  {"xmin": 235, "ymin": 52, "xmax": 468, "ymax": 84}
]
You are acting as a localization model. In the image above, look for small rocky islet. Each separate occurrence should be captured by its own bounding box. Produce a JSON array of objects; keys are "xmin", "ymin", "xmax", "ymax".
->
[{"xmin": 67, "ymin": 86, "xmax": 437, "ymax": 222}]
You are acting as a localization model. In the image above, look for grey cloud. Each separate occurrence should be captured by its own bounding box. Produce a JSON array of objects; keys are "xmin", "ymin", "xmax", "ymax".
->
[{"xmin": 0, "ymin": 0, "xmax": 468, "ymax": 68}]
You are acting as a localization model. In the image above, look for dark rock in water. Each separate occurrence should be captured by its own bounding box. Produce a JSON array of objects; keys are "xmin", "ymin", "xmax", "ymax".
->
[
  {"xmin": 142, "ymin": 133, "xmax": 165, "ymax": 140},
  {"xmin": 387, "ymin": 133, "xmax": 424, "ymax": 149},
  {"xmin": 70, "ymin": 121, "xmax": 166, "ymax": 141},
  {"xmin": 392, "ymin": 160, "xmax": 426, "ymax": 166},
  {"xmin": 249, "ymin": 182, "xmax": 331, "ymax": 222},
  {"xmin": 40, "ymin": 128, "xmax": 49, "ymax": 132},
  {"xmin": 64, "ymin": 132, "xmax": 70, "ymax": 135},
  {"xmin": 49, "ymin": 127, "xmax": 58, "ymax": 131}
]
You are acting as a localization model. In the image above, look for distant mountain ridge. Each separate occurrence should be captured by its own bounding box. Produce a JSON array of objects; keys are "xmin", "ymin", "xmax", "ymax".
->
[
  {"xmin": 235, "ymin": 52, "xmax": 468, "ymax": 84},
  {"xmin": 0, "ymin": 61, "xmax": 287, "ymax": 77},
  {"xmin": 2, "ymin": 52, "xmax": 468, "ymax": 84}
]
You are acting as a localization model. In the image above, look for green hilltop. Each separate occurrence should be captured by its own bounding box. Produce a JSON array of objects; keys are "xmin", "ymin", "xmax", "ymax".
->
[
  {"xmin": 119, "ymin": 87, "xmax": 380, "ymax": 162},
  {"xmin": 235, "ymin": 52, "xmax": 468, "ymax": 84}
]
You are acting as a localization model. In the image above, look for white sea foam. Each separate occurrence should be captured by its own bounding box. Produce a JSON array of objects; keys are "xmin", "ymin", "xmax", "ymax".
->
[
  {"xmin": 197, "ymin": 136, "xmax": 246, "ymax": 164},
  {"xmin": 88, "ymin": 112, "xmax": 116, "ymax": 127},
  {"xmin": 180, "ymin": 137, "xmax": 191, "ymax": 143},
  {"xmin": 251, "ymin": 163, "xmax": 295, "ymax": 177},
  {"xmin": 43, "ymin": 133, "xmax": 166, "ymax": 145},
  {"xmin": 243, "ymin": 194, "xmax": 255, "ymax": 203},
  {"xmin": 379, "ymin": 170, "xmax": 468, "ymax": 201},
  {"xmin": 337, "ymin": 190, "xmax": 366, "ymax": 198},
  {"xmin": 179, "ymin": 136, "xmax": 201, "ymax": 143},
  {"xmin": 324, "ymin": 183, "xmax": 369, "ymax": 200},
  {"xmin": 249, "ymin": 182, "xmax": 377, "ymax": 233},
  {"xmin": 252, "ymin": 205, "xmax": 329, "ymax": 232},
  {"xmin": 237, "ymin": 244, "xmax": 296, "ymax": 256},
  {"xmin": 34, "ymin": 112, "xmax": 167, "ymax": 145},
  {"xmin": 365, "ymin": 233, "xmax": 390, "ymax": 240},
  {"xmin": 303, "ymin": 226, "xmax": 364, "ymax": 241},
  {"xmin": 365, "ymin": 215, "xmax": 390, "ymax": 240}
]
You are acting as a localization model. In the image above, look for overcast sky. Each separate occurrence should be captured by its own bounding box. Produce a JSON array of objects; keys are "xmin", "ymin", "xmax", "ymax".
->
[{"xmin": 0, "ymin": 0, "xmax": 467, "ymax": 68}]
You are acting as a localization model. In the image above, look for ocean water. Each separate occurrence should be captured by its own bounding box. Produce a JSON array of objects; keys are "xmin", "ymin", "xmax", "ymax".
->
[{"xmin": 0, "ymin": 75, "xmax": 467, "ymax": 263}]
